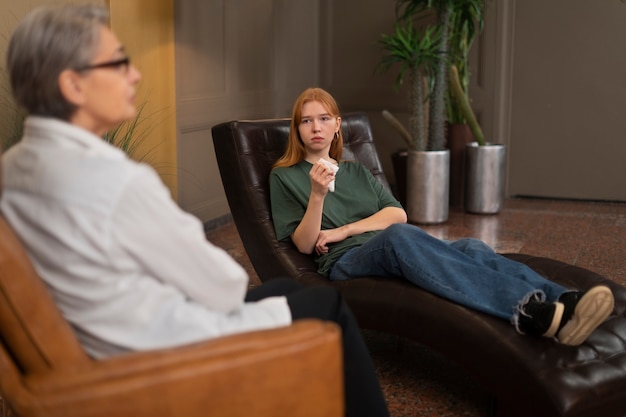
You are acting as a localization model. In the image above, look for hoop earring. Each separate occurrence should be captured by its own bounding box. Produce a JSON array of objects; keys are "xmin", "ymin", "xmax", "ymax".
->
[{"xmin": 334, "ymin": 131, "xmax": 339, "ymax": 139}]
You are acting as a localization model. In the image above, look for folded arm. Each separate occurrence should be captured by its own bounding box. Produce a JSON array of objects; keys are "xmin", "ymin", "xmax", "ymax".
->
[{"xmin": 292, "ymin": 190, "xmax": 406, "ymax": 256}]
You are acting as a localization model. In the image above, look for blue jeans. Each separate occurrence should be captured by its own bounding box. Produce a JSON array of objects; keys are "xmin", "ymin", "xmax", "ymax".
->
[{"xmin": 329, "ymin": 223, "xmax": 568, "ymax": 323}]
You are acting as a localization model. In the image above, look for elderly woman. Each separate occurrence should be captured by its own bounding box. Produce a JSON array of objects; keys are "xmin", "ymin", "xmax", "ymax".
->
[{"xmin": 1, "ymin": 5, "xmax": 389, "ymax": 416}]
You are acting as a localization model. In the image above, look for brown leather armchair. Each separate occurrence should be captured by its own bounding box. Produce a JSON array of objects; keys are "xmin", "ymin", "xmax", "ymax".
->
[
  {"xmin": 211, "ymin": 112, "xmax": 626, "ymax": 417},
  {"xmin": 0, "ymin": 202, "xmax": 344, "ymax": 416}
]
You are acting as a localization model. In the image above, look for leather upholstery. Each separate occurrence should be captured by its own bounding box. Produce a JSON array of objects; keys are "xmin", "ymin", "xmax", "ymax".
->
[
  {"xmin": 212, "ymin": 112, "xmax": 626, "ymax": 417},
  {"xmin": 0, "ymin": 184, "xmax": 344, "ymax": 416}
]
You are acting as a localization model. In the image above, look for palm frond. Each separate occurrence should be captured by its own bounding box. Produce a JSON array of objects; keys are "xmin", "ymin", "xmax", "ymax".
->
[
  {"xmin": 376, "ymin": 22, "xmax": 444, "ymax": 90},
  {"xmin": 0, "ymin": 68, "xmax": 25, "ymax": 151}
]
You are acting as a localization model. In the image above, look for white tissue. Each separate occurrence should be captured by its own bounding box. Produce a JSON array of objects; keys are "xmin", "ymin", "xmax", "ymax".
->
[{"xmin": 318, "ymin": 158, "xmax": 339, "ymax": 192}]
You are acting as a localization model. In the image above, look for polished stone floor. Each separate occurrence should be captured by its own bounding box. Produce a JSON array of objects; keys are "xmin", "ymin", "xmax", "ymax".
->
[{"xmin": 206, "ymin": 197, "xmax": 626, "ymax": 417}]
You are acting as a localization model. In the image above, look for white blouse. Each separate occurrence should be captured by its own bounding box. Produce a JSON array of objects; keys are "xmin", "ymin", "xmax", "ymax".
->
[{"xmin": 1, "ymin": 116, "xmax": 291, "ymax": 358}]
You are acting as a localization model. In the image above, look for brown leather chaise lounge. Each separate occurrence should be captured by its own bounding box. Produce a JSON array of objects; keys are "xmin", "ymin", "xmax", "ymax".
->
[
  {"xmin": 212, "ymin": 112, "xmax": 626, "ymax": 417},
  {"xmin": 0, "ymin": 174, "xmax": 344, "ymax": 415}
]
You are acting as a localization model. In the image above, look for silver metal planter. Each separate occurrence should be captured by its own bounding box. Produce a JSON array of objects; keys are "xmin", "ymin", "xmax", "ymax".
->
[
  {"xmin": 465, "ymin": 142, "xmax": 506, "ymax": 214},
  {"xmin": 406, "ymin": 149, "xmax": 449, "ymax": 224}
]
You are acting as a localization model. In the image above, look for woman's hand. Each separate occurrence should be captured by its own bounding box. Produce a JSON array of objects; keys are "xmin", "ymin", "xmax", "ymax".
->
[
  {"xmin": 309, "ymin": 160, "xmax": 336, "ymax": 195},
  {"xmin": 315, "ymin": 227, "xmax": 349, "ymax": 255}
]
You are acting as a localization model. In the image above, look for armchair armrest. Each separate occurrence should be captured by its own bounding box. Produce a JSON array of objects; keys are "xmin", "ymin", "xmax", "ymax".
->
[{"xmin": 10, "ymin": 320, "xmax": 343, "ymax": 417}]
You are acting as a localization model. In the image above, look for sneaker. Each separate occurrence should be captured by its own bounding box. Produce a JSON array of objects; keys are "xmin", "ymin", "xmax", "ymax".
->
[
  {"xmin": 517, "ymin": 297, "xmax": 565, "ymax": 339},
  {"xmin": 556, "ymin": 286, "xmax": 614, "ymax": 346},
  {"xmin": 517, "ymin": 286, "xmax": 614, "ymax": 346}
]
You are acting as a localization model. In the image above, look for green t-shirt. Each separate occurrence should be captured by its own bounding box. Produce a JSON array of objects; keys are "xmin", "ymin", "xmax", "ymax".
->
[{"xmin": 270, "ymin": 160, "xmax": 402, "ymax": 276}]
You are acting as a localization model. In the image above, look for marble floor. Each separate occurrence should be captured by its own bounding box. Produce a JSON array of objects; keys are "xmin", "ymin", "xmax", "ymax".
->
[{"xmin": 206, "ymin": 197, "xmax": 626, "ymax": 417}]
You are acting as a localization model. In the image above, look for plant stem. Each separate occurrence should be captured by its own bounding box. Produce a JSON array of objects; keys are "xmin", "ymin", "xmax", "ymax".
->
[
  {"xmin": 428, "ymin": 3, "xmax": 450, "ymax": 151},
  {"xmin": 448, "ymin": 64, "xmax": 486, "ymax": 145},
  {"xmin": 382, "ymin": 110, "xmax": 412, "ymax": 148}
]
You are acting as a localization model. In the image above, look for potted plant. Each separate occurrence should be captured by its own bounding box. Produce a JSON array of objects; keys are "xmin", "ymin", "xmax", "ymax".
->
[
  {"xmin": 377, "ymin": 3, "xmax": 449, "ymax": 224},
  {"xmin": 391, "ymin": 0, "xmax": 502, "ymax": 215}
]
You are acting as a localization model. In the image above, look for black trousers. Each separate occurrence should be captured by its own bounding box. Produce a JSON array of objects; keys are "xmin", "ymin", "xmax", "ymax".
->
[{"xmin": 246, "ymin": 278, "xmax": 389, "ymax": 417}]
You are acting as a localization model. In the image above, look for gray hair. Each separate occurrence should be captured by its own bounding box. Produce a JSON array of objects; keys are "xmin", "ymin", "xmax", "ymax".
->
[{"xmin": 7, "ymin": 4, "xmax": 110, "ymax": 120}]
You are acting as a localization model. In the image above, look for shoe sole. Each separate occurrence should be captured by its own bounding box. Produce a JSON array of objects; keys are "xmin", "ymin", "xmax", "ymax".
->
[{"xmin": 558, "ymin": 286, "xmax": 614, "ymax": 346}]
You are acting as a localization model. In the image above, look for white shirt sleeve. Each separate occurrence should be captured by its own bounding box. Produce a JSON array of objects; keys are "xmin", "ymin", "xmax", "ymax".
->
[{"xmin": 111, "ymin": 165, "xmax": 249, "ymax": 314}]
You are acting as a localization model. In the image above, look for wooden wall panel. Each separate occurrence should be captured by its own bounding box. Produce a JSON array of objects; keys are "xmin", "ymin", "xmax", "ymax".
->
[
  {"xmin": 508, "ymin": 0, "xmax": 626, "ymax": 201},
  {"xmin": 175, "ymin": 0, "xmax": 320, "ymax": 221}
]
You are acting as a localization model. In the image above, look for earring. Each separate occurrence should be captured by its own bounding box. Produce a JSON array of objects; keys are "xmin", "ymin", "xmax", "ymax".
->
[{"xmin": 334, "ymin": 131, "xmax": 338, "ymax": 139}]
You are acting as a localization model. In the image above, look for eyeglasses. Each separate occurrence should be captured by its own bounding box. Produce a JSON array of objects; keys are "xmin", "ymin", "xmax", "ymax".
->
[{"xmin": 75, "ymin": 56, "xmax": 131, "ymax": 73}]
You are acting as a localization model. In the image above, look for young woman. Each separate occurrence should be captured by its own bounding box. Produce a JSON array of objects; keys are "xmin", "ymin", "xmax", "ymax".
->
[
  {"xmin": 270, "ymin": 87, "xmax": 614, "ymax": 346},
  {"xmin": 1, "ymin": 7, "xmax": 388, "ymax": 416}
]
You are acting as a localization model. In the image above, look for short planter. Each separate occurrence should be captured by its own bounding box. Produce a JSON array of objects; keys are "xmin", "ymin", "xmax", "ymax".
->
[
  {"xmin": 465, "ymin": 142, "xmax": 506, "ymax": 214},
  {"xmin": 406, "ymin": 149, "xmax": 449, "ymax": 224}
]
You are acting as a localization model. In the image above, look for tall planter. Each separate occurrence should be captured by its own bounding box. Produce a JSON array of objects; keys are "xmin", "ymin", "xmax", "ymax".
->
[
  {"xmin": 406, "ymin": 149, "xmax": 449, "ymax": 224},
  {"xmin": 465, "ymin": 142, "xmax": 506, "ymax": 214}
]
